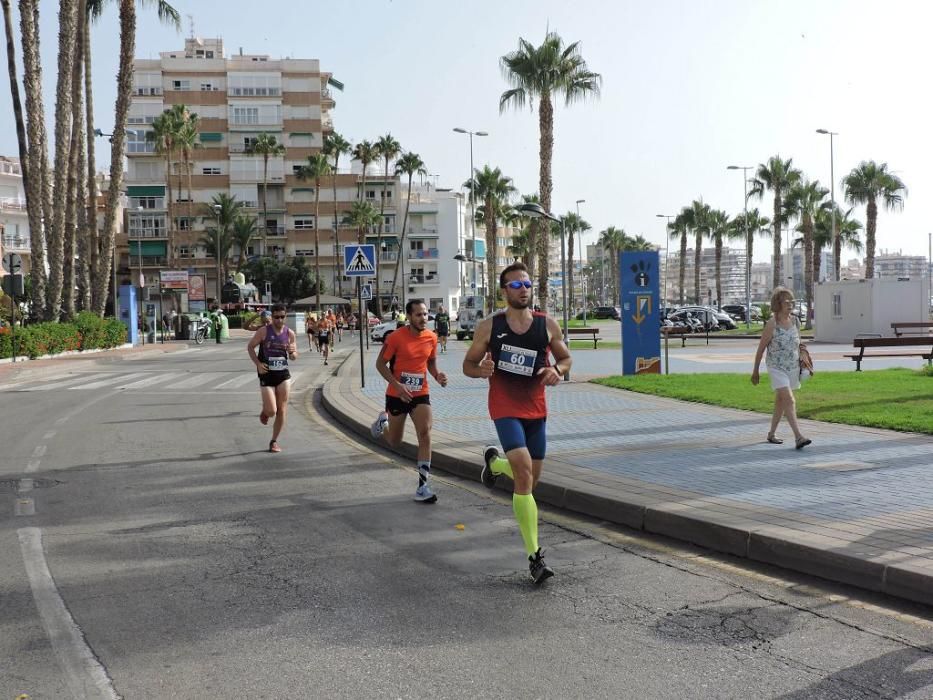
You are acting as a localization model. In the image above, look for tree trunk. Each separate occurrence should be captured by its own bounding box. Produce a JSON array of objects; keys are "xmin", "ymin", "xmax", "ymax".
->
[
  {"xmin": 390, "ymin": 173, "xmax": 413, "ymax": 307},
  {"xmin": 746, "ymin": 228, "xmax": 753, "ymax": 313},
  {"xmin": 84, "ymin": 11, "xmax": 98, "ymax": 310},
  {"xmin": 865, "ymin": 198, "xmax": 877, "ymax": 279},
  {"xmin": 567, "ymin": 228, "xmax": 575, "ymax": 310},
  {"xmin": 803, "ymin": 214, "xmax": 813, "ymax": 329},
  {"xmin": 164, "ymin": 148, "xmax": 173, "ymax": 272},
  {"xmin": 261, "ymin": 153, "xmax": 268, "ymax": 257},
  {"xmin": 693, "ymin": 231, "xmax": 702, "ymax": 304},
  {"xmin": 813, "ymin": 240, "xmax": 823, "ymax": 292},
  {"xmin": 46, "ymin": 0, "xmax": 80, "ymax": 321},
  {"xmin": 772, "ymin": 190, "xmax": 782, "ymax": 290},
  {"xmin": 714, "ymin": 235, "xmax": 722, "ymax": 309},
  {"xmin": 331, "ymin": 154, "xmax": 340, "ymax": 297},
  {"xmin": 63, "ymin": 0, "xmax": 85, "ymax": 319},
  {"xmin": 485, "ymin": 197, "xmax": 496, "ymax": 314},
  {"xmin": 536, "ymin": 92, "xmax": 554, "ymax": 307},
  {"xmin": 1, "ymin": 0, "xmax": 30, "ymax": 194},
  {"xmin": 94, "ymin": 0, "xmax": 134, "ymax": 316},
  {"xmin": 678, "ymin": 233, "xmax": 687, "ymax": 305},
  {"xmin": 75, "ymin": 111, "xmax": 89, "ymax": 311},
  {"xmin": 19, "ymin": 0, "xmax": 48, "ymax": 316},
  {"xmin": 832, "ymin": 217, "xmax": 841, "ymax": 282},
  {"xmin": 376, "ymin": 157, "xmax": 389, "ymax": 317},
  {"xmin": 314, "ymin": 177, "xmax": 321, "ymax": 313}
]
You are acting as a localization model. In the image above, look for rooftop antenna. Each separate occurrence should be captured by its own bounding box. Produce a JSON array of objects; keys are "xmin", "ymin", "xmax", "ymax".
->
[{"xmin": 187, "ymin": 14, "xmax": 195, "ymax": 39}]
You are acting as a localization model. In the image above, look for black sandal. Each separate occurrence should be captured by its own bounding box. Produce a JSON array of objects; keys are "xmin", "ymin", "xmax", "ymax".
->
[
  {"xmin": 795, "ymin": 437, "xmax": 812, "ymax": 450},
  {"xmin": 767, "ymin": 434, "xmax": 783, "ymax": 444}
]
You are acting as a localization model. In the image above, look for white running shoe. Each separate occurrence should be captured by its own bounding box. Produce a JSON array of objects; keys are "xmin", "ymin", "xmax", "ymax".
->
[{"xmin": 370, "ymin": 411, "xmax": 388, "ymax": 439}]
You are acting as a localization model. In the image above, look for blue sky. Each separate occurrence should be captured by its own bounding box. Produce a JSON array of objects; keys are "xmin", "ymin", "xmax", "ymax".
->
[{"xmin": 2, "ymin": 0, "xmax": 931, "ymax": 261}]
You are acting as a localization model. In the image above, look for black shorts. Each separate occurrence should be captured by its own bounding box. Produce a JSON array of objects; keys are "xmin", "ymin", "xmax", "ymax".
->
[
  {"xmin": 385, "ymin": 394, "xmax": 431, "ymax": 416},
  {"xmin": 259, "ymin": 370, "xmax": 291, "ymax": 387},
  {"xmin": 436, "ymin": 327, "xmax": 449, "ymax": 338}
]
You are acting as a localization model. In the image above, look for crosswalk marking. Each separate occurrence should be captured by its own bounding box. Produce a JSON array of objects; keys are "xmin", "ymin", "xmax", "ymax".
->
[
  {"xmin": 118, "ymin": 373, "xmax": 177, "ymax": 390},
  {"xmin": 214, "ymin": 374, "xmax": 256, "ymax": 389},
  {"xmin": 67, "ymin": 372, "xmax": 147, "ymax": 391},
  {"xmin": 162, "ymin": 373, "xmax": 224, "ymax": 390}
]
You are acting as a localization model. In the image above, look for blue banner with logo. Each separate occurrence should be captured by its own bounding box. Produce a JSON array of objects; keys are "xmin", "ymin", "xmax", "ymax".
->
[{"xmin": 620, "ymin": 251, "xmax": 661, "ymax": 374}]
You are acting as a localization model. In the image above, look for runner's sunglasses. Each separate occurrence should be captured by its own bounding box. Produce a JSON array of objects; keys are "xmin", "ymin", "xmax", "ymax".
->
[
  {"xmin": 505, "ymin": 280, "xmax": 533, "ymax": 289},
  {"xmin": 272, "ymin": 314, "xmax": 286, "ymax": 319}
]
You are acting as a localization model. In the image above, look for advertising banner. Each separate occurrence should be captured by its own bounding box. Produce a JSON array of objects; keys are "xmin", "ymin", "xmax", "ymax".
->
[
  {"xmin": 188, "ymin": 274, "xmax": 206, "ymax": 301},
  {"xmin": 620, "ymin": 251, "xmax": 661, "ymax": 375},
  {"xmin": 160, "ymin": 270, "xmax": 189, "ymax": 290}
]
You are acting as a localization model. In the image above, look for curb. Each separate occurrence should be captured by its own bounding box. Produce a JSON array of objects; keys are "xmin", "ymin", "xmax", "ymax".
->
[
  {"xmin": 321, "ymin": 350, "xmax": 933, "ymax": 608},
  {"xmin": 0, "ymin": 343, "xmax": 134, "ymax": 365}
]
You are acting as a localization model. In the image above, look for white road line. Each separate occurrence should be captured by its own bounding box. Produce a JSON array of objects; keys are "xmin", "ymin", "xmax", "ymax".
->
[
  {"xmin": 214, "ymin": 373, "xmax": 256, "ymax": 389},
  {"xmin": 23, "ymin": 373, "xmax": 109, "ymax": 391},
  {"xmin": 43, "ymin": 431, "xmax": 57, "ymax": 440},
  {"xmin": 32, "ymin": 445, "xmax": 47, "ymax": 458},
  {"xmin": 117, "ymin": 372, "xmax": 176, "ymax": 390},
  {"xmin": 0, "ymin": 371, "xmax": 75, "ymax": 391},
  {"xmin": 162, "ymin": 373, "xmax": 221, "ymax": 390},
  {"xmin": 67, "ymin": 372, "xmax": 147, "ymax": 391},
  {"xmin": 18, "ymin": 528, "xmax": 120, "ymax": 700},
  {"xmin": 25, "ymin": 459, "xmax": 41, "ymax": 472}
]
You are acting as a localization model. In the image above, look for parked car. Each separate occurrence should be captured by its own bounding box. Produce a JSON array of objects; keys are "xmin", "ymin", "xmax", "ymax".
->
[
  {"xmin": 371, "ymin": 314, "xmax": 436, "ymax": 342},
  {"xmin": 591, "ymin": 306, "xmax": 621, "ymax": 320},
  {"xmin": 674, "ymin": 306, "xmax": 732, "ymax": 331},
  {"xmin": 667, "ymin": 310, "xmax": 706, "ymax": 333},
  {"xmin": 721, "ymin": 304, "xmax": 761, "ymax": 322}
]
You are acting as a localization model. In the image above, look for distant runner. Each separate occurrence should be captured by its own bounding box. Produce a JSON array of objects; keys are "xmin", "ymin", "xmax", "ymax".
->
[
  {"xmin": 247, "ymin": 303, "xmax": 299, "ymax": 453},
  {"xmin": 371, "ymin": 299, "xmax": 448, "ymax": 503},
  {"xmin": 434, "ymin": 305, "xmax": 450, "ymax": 353},
  {"xmin": 462, "ymin": 262, "xmax": 571, "ymax": 584}
]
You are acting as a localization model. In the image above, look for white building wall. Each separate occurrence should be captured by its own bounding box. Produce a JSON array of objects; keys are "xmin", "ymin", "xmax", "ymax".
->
[{"xmin": 814, "ymin": 278, "xmax": 931, "ymax": 343}]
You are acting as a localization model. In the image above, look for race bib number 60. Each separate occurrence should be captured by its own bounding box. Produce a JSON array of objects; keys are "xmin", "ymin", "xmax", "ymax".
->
[{"xmin": 497, "ymin": 344, "xmax": 537, "ymax": 376}]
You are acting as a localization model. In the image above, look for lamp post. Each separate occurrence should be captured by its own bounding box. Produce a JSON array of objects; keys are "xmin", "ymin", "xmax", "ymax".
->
[
  {"xmin": 727, "ymin": 165, "xmax": 753, "ymax": 327},
  {"xmin": 816, "ymin": 129, "xmax": 838, "ymax": 280},
  {"xmin": 134, "ymin": 205, "xmax": 146, "ymax": 345},
  {"xmin": 453, "ymin": 127, "xmax": 487, "ymax": 308},
  {"xmin": 656, "ymin": 214, "xmax": 674, "ymax": 311},
  {"xmin": 517, "ymin": 202, "xmax": 569, "ymax": 381},
  {"xmin": 575, "ymin": 198, "xmax": 585, "ymax": 322}
]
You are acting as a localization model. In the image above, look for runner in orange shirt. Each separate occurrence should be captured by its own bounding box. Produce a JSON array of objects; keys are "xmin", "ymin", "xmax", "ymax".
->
[{"xmin": 371, "ymin": 299, "xmax": 448, "ymax": 503}]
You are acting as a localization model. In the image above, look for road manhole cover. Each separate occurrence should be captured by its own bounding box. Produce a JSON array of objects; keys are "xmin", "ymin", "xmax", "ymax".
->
[
  {"xmin": 805, "ymin": 461, "xmax": 877, "ymax": 472},
  {"xmin": 0, "ymin": 478, "xmax": 63, "ymax": 492}
]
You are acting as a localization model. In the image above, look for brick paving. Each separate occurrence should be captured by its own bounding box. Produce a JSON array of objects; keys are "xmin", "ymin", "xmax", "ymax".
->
[{"xmin": 324, "ymin": 346, "xmax": 933, "ymax": 607}]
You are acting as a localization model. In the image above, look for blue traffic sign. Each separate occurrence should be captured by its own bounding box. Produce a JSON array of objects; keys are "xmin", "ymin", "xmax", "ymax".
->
[
  {"xmin": 344, "ymin": 244, "xmax": 376, "ymax": 277},
  {"xmin": 620, "ymin": 250, "xmax": 661, "ymax": 375},
  {"xmin": 360, "ymin": 283, "xmax": 373, "ymax": 300}
]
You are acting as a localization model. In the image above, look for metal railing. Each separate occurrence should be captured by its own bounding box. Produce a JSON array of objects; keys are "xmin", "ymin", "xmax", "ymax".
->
[
  {"xmin": 1, "ymin": 235, "xmax": 30, "ymax": 251},
  {"xmin": 408, "ymin": 248, "xmax": 439, "ymax": 259},
  {"xmin": 408, "ymin": 274, "xmax": 439, "ymax": 285},
  {"xmin": 0, "ymin": 198, "xmax": 27, "ymax": 211}
]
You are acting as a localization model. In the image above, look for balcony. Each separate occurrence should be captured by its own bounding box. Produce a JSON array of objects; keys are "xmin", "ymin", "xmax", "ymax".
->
[
  {"xmin": 379, "ymin": 251, "xmax": 399, "ymax": 262},
  {"xmin": 263, "ymin": 225, "xmax": 286, "ymax": 236},
  {"xmin": 408, "ymin": 248, "xmax": 439, "ymax": 260},
  {"xmin": 128, "ymin": 231, "xmax": 168, "ymax": 240},
  {"xmin": 0, "ymin": 197, "xmax": 27, "ymax": 211},
  {"xmin": 1, "ymin": 235, "xmax": 30, "ymax": 252},
  {"xmin": 408, "ymin": 274, "xmax": 439, "ymax": 286}
]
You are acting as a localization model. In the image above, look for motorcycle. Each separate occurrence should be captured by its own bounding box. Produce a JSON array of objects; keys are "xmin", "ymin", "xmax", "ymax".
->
[{"xmin": 192, "ymin": 317, "xmax": 212, "ymax": 345}]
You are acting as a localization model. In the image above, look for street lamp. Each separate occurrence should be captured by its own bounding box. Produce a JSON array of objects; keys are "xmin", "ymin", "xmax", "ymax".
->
[
  {"xmin": 517, "ymin": 202, "xmax": 569, "ymax": 381},
  {"xmin": 453, "ymin": 127, "xmax": 487, "ymax": 309},
  {"xmin": 656, "ymin": 214, "xmax": 674, "ymax": 310},
  {"xmin": 816, "ymin": 129, "xmax": 838, "ymax": 281},
  {"xmin": 575, "ymin": 199, "xmax": 586, "ymax": 322},
  {"xmin": 727, "ymin": 165, "xmax": 753, "ymax": 327}
]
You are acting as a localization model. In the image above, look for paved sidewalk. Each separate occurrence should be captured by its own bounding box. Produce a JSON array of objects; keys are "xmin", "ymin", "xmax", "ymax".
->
[{"xmin": 323, "ymin": 347, "xmax": 933, "ymax": 607}]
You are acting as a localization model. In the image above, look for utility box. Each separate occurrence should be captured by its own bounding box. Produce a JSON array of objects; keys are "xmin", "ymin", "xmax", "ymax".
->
[{"xmin": 814, "ymin": 278, "xmax": 931, "ymax": 342}]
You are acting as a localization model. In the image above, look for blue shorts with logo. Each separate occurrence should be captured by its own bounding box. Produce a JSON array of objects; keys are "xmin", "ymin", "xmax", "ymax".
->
[{"xmin": 493, "ymin": 417, "xmax": 547, "ymax": 460}]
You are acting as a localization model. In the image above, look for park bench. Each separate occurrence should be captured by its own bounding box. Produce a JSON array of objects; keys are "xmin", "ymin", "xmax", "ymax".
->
[
  {"xmin": 661, "ymin": 325, "xmax": 709, "ymax": 347},
  {"xmin": 566, "ymin": 327, "xmax": 601, "ymax": 349},
  {"xmin": 892, "ymin": 321, "xmax": 933, "ymax": 337},
  {"xmin": 844, "ymin": 336, "xmax": 933, "ymax": 371}
]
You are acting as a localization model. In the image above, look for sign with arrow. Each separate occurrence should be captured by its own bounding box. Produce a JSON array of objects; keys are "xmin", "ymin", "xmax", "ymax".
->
[
  {"xmin": 344, "ymin": 244, "xmax": 376, "ymax": 277},
  {"xmin": 620, "ymin": 251, "xmax": 660, "ymax": 375},
  {"xmin": 2, "ymin": 252, "xmax": 22, "ymax": 274}
]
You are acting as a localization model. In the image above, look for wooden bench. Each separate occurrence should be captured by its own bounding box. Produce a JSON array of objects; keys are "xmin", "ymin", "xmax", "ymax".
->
[
  {"xmin": 661, "ymin": 325, "xmax": 709, "ymax": 347},
  {"xmin": 892, "ymin": 321, "xmax": 933, "ymax": 337},
  {"xmin": 566, "ymin": 327, "xmax": 600, "ymax": 349},
  {"xmin": 844, "ymin": 337, "xmax": 933, "ymax": 371}
]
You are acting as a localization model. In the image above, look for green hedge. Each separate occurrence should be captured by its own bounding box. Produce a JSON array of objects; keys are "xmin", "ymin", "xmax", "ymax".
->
[{"xmin": 0, "ymin": 312, "xmax": 127, "ymax": 359}]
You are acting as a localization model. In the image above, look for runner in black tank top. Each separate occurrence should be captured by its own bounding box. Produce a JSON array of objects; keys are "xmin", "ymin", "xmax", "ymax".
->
[{"xmin": 247, "ymin": 304, "xmax": 299, "ymax": 453}]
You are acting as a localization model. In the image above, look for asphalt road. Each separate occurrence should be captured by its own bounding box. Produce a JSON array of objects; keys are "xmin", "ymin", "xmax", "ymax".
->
[{"xmin": 2, "ymin": 338, "xmax": 933, "ymax": 699}]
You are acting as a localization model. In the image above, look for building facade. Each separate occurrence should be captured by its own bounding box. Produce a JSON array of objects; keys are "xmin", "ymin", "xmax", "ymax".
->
[
  {"xmin": 0, "ymin": 157, "xmax": 30, "ymax": 272},
  {"xmin": 125, "ymin": 37, "xmax": 397, "ymax": 305}
]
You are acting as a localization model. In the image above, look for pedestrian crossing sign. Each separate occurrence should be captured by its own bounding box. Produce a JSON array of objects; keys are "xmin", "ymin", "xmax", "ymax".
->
[
  {"xmin": 361, "ymin": 283, "xmax": 373, "ymax": 300},
  {"xmin": 344, "ymin": 244, "xmax": 376, "ymax": 277}
]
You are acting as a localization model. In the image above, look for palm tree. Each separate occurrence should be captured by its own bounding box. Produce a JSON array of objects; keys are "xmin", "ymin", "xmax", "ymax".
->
[
  {"xmin": 94, "ymin": 0, "xmax": 181, "ymax": 316},
  {"xmin": 559, "ymin": 211, "xmax": 590, "ymax": 310},
  {"xmin": 2, "ymin": 0, "xmax": 30, "ymax": 203},
  {"xmin": 625, "ymin": 234, "xmax": 654, "ymax": 251},
  {"xmin": 809, "ymin": 206, "xmax": 863, "ymax": 282},
  {"xmin": 843, "ymin": 161, "xmax": 907, "ymax": 279},
  {"xmin": 500, "ymin": 31, "xmax": 602, "ymax": 306},
  {"xmin": 202, "ymin": 193, "xmax": 242, "ymax": 300},
  {"xmin": 669, "ymin": 212, "xmax": 689, "ymax": 305},
  {"xmin": 323, "ymin": 131, "xmax": 351, "ymax": 294},
  {"xmin": 681, "ymin": 199, "xmax": 711, "ymax": 303},
  {"xmin": 374, "ymin": 134, "xmax": 401, "ymax": 316},
  {"xmin": 231, "ymin": 214, "xmax": 257, "ymax": 271},
  {"xmin": 352, "ymin": 139, "xmax": 377, "ymax": 204},
  {"xmin": 728, "ymin": 208, "xmax": 770, "ymax": 312},
  {"xmin": 297, "ymin": 153, "xmax": 333, "ymax": 315},
  {"xmin": 390, "ymin": 151, "xmax": 427, "ymax": 306},
  {"xmin": 784, "ymin": 179, "xmax": 828, "ymax": 328},
  {"xmin": 750, "ymin": 155, "xmax": 802, "ymax": 290},
  {"xmin": 176, "ymin": 108, "xmax": 199, "ymax": 261},
  {"xmin": 598, "ymin": 226, "xmax": 627, "ymax": 304},
  {"xmin": 247, "ymin": 132, "xmax": 285, "ymax": 257},
  {"xmin": 706, "ymin": 209, "xmax": 730, "ymax": 309},
  {"xmin": 344, "ymin": 200, "xmax": 381, "ymax": 245},
  {"xmin": 466, "ymin": 165, "xmax": 516, "ymax": 312},
  {"xmin": 508, "ymin": 228, "xmax": 532, "ymax": 262},
  {"xmin": 149, "ymin": 107, "xmax": 180, "ymax": 266}
]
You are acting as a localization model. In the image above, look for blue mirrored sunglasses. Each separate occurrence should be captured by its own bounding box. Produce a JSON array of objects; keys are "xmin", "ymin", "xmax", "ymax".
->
[{"xmin": 505, "ymin": 280, "xmax": 533, "ymax": 289}]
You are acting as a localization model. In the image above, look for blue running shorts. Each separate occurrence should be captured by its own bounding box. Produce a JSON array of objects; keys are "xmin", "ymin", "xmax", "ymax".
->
[{"xmin": 493, "ymin": 417, "xmax": 547, "ymax": 460}]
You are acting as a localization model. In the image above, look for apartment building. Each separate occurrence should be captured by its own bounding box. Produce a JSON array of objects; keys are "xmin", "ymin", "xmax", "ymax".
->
[
  {"xmin": 0, "ymin": 157, "xmax": 30, "ymax": 272},
  {"xmin": 665, "ymin": 247, "xmax": 750, "ymax": 306},
  {"xmin": 872, "ymin": 250, "xmax": 928, "ymax": 280},
  {"xmin": 124, "ymin": 36, "xmax": 398, "ymax": 303}
]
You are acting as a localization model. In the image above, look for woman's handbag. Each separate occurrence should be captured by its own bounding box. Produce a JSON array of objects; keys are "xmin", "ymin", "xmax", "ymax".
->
[{"xmin": 799, "ymin": 344, "xmax": 814, "ymax": 381}]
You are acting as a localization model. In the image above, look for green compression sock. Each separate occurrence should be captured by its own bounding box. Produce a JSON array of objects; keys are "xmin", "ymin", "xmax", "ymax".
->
[
  {"xmin": 492, "ymin": 456, "xmax": 513, "ymax": 479},
  {"xmin": 512, "ymin": 493, "xmax": 539, "ymax": 556}
]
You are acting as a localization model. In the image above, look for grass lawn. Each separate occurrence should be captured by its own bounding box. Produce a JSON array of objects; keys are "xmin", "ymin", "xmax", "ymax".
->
[
  {"xmin": 569, "ymin": 340, "xmax": 621, "ymax": 350},
  {"xmin": 593, "ymin": 367, "xmax": 933, "ymax": 434}
]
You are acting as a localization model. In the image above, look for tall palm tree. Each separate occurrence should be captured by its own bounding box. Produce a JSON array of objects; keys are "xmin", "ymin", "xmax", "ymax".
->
[
  {"xmin": 231, "ymin": 214, "xmax": 257, "ymax": 272},
  {"xmin": 323, "ymin": 131, "xmax": 351, "ymax": 295},
  {"xmin": 344, "ymin": 200, "xmax": 380, "ymax": 245},
  {"xmin": 784, "ymin": 179, "xmax": 828, "ymax": 328},
  {"xmin": 670, "ymin": 212, "xmax": 689, "ymax": 305},
  {"xmin": 811, "ymin": 205, "xmax": 862, "ymax": 281},
  {"xmin": 707, "ymin": 209, "xmax": 729, "ymax": 309},
  {"xmin": 149, "ymin": 107, "xmax": 181, "ymax": 266},
  {"xmin": 625, "ymin": 234, "xmax": 654, "ymax": 251},
  {"xmin": 559, "ymin": 211, "xmax": 590, "ymax": 310},
  {"xmin": 202, "ymin": 193, "xmax": 242, "ymax": 300},
  {"xmin": 500, "ymin": 31, "xmax": 601, "ymax": 306},
  {"xmin": 728, "ymin": 208, "xmax": 770, "ymax": 311},
  {"xmin": 682, "ymin": 199, "xmax": 711, "ymax": 304},
  {"xmin": 93, "ymin": 0, "xmax": 180, "ymax": 316},
  {"xmin": 598, "ymin": 226, "xmax": 627, "ymax": 305},
  {"xmin": 63, "ymin": 0, "xmax": 88, "ymax": 318},
  {"xmin": 374, "ymin": 133, "xmax": 401, "ymax": 316},
  {"xmin": 2, "ymin": 0, "xmax": 30, "ymax": 198},
  {"xmin": 247, "ymin": 132, "xmax": 285, "ymax": 258},
  {"xmin": 843, "ymin": 161, "xmax": 907, "ymax": 279},
  {"xmin": 508, "ymin": 227, "xmax": 532, "ymax": 262},
  {"xmin": 176, "ymin": 108, "xmax": 199, "ymax": 262},
  {"xmin": 297, "ymin": 153, "xmax": 332, "ymax": 314},
  {"xmin": 352, "ymin": 139, "xmax": 377, "ymax": 204},
  {"xmin": 750, "ymin": 155, "xmax": 801, "ymax": 291},
  {"xmin": 390, "ymin": 151, "xmax": 427, "ymax": 306},
  {"xmin": 466, "ymin": 165, "xmax": 516, "ymax": 312}
]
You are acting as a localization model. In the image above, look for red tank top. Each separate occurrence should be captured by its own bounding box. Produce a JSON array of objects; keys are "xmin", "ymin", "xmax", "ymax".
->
[{"xmin": 487, "ymin": 312, "xmax": 550, "ymax": 420}]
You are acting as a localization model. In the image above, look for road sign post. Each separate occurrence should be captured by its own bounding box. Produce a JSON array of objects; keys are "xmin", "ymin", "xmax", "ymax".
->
[{"xmin": 343, "ymin": 245, "xmax": 376, "ymax": 389}]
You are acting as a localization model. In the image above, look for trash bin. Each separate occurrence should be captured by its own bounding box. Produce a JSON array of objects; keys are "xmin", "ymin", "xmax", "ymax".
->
[{"xmin": 178, "ymin": 314, "xmax": 191, "ymax": 340}]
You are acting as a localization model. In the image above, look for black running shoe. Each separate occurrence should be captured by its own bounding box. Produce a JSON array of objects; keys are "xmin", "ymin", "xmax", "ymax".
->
[
  {"xmin": 481, "ymin": 445, "xmax": 499, "ymax": 489},
  {"xmin": 529, "ymin": 548, "xmax": 554, "ymax": 585}
]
